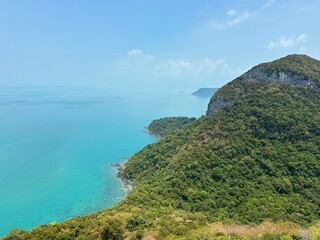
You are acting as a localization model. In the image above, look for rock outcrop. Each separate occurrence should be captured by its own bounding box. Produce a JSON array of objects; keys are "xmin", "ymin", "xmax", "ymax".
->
[
  {"xmin": 241, "ymin": 66, "xmax": 317, "ymax": 88},
  {"xmin": 206, "ymin": 95, "xmax": 234, "ymax": 116},
  {"xmin": 206, "ymin": 54, "xmax": 320, "ymax": 116}
]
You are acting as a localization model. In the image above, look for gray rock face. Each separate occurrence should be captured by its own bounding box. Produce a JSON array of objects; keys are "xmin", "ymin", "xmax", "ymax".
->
[
  {"xmin": 206, "ymin": 95, "xmax": 234, "ymax": 116},
  {"xmin": 206, "ymin": 66, "xmax": 317, "ymax": 116},
  {"xmin": 240, "ymin": 66, "xmax": 317, "ymax": 88}
]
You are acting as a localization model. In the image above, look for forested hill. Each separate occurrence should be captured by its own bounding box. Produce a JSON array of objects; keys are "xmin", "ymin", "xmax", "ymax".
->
[
  {"xmin": 207, "ymin": 54, "xmax": 320, "ymax": 115},
  {"xmin": 4, "ymin": 54, "xmax": 320, "ymax": 240},
  {"xmin": 125, "ymin": 67, "xmax": 320, "ymax": 226},
  {"xmin": 146, "ymin": 117, "xmax": 196, "ymax": 138}
]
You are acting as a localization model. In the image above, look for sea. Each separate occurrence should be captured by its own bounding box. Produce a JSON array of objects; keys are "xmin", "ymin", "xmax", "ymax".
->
[{"xmin": 0, "ymin": 87, "xmax": 211, "ymax": 236}]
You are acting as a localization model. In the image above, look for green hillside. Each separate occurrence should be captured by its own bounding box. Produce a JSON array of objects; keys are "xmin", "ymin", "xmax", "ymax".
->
[
  {"xmin": 3, "ymin": 55, "xmax": 320, "ymax": 240},
  {"xmin": 146, "ymin": 117, "xmax": 196, "ymax": 138},
  {"xmin": 260, "ymin": 54, "xmax": 320, "ymax": 85}
]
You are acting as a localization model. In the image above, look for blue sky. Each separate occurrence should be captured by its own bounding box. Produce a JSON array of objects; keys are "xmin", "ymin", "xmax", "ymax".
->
[{"xmin": 0, "ymin": 0, "xmax": 319, "ymax": 92}]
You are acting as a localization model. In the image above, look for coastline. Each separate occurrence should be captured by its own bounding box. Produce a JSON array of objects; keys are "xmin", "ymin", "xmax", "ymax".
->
[
  {"xmin": 111, "ymin": 162, "xmax": 135, "ymax": 193},
  {"xmin": 112, "ymin": 128, "xmax": 160, "ymax": 194},
  {"xmin": 143, "ymin": 127, "xmax": 161, "ymax": 139},
  {"xmin": 111, "ymin": 127, "xmax": 161, "ymax": 194},
  {"xmin": 112, "ymin": 128, "xmax": 159, "ymax": 193}
]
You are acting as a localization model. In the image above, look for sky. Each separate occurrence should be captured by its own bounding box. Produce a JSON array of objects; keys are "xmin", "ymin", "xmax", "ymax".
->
[{"xmin": 0, "ymin": 0, "xmax": 320, "ymax": 93}]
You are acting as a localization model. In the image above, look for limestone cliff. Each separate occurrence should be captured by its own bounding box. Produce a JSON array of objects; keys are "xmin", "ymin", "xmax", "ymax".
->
[{"xmin": 206, "ymin": 54, "xmax": 320, "ymax": 116}]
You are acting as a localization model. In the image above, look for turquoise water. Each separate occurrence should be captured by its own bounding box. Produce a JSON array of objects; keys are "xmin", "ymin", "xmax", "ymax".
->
[{"xmin": 0, "ymin": 87, "xmax": 210, "ymax": 236}]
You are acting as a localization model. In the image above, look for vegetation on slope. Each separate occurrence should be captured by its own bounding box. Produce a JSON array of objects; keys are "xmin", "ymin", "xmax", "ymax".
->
[
  {"xmin": 262, "ymin": 54, "xmax": 320, "ymax": 85},
  {"xmin": 125, "ymin": 84, "xmax": 320, "ymax": 226},
  {"xmin": 147, "ymin": 117, "xmax": 196, "ymax": 138},
  {"xmin": 3, "ymin": 55, "xmax": 320, "ymax": 240},
  {"xmin": 208, "ymin": 54, "xmax": 320, "ymax": 107}
]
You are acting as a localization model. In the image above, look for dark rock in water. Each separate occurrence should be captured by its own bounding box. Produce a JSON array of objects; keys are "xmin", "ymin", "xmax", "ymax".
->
[
  {"xmin": 111, "ymin": 163, "xmax": 135, "ymax": 191},
  {"xmin": 206, "ymin": 95, "xmax": 235, "ymax": 116},
  {"xmin": 192, "ymin": 88, "xmax": 218, "ymax": 97}
]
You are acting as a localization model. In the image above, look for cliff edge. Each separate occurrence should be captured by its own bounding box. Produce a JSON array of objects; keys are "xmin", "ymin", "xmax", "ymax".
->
[{"xmin": 206, "ymin": 54, "xmax": 320, "ymax": 116}]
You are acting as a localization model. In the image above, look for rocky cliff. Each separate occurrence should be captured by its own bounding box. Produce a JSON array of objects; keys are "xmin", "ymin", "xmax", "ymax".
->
[{"xmin": 206, "ymin": 54, "xmax": 320, "ymax": 116}]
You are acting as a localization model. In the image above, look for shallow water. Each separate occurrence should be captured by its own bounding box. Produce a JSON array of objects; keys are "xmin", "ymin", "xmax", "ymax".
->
[{"xmin": 0, "ymin": 87, "xmax": 210, "ymax": 236}]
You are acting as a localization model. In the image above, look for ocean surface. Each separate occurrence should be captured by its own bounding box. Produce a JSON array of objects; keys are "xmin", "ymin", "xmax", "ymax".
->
[{"xmin": 0, "ymin": 87, "xmax": 211, "ymax": 236}]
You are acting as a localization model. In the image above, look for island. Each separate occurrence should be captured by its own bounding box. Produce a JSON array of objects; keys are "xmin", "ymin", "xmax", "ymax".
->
[{"xmin": 192, "ymin": 88, "xmax": 218, "ymax": 97}]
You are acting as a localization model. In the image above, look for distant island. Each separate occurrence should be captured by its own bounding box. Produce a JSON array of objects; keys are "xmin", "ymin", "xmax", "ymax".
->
[{"xmin": 192, "ymin": 88, "xmax": 218, "ymax": 97}]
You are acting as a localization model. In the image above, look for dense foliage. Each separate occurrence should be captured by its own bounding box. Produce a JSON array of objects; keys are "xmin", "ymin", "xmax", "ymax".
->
[
  {"xmin": 209, "ymin": 54, "xmax": 320, "ymax": 105},
  {"xmin": 263, "ymin": 54, "xmax": 320, "ymax": 85},
  {"xmin": 3, "ymin": 55, "xmax": 320, "ymax": 240},
  {"xmin": 147, "ymin": 117, "xmax": 196, "ymax": 138},
  {"xmin": 125, "ymin": 84, "xmax": 320, "ymax": 226}
]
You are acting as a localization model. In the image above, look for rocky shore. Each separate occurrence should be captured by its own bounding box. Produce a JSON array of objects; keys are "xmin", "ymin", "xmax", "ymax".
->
[
  {"xmin": 111, "ymin": 163, "xmax": 135, "ymax": 192},
  {"xmin": 143, "ymin": 127, "xmax": 161, "ymax": 138},
  {"xmin": 111, "ymin": 127, "xmax": 159, "ymax": 193}
]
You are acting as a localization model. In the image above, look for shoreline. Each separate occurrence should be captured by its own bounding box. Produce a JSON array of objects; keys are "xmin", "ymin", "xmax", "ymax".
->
[
  {"xmin": 112, "ymin": 128, "xmax": 159, "ymax": 194},
  {"xmin": 143, "ymin": 127, "xmax": 161, "ymax": 139},
  {"xmin": 111, "ymin": 162, "xmax": 135, "ymax": 193}
]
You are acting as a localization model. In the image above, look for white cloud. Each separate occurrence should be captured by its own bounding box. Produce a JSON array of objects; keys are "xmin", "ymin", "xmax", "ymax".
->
[
  {"xmin": 157, "ymin": 58, "xmax": 233, "ymax": 77},
  {"xmin": 157, "ymin": 59, "xmax": 193, "ymax": 76},
  {"xmin": 200, "ymin": 0, "xmax": 279, "ymax": 33},
  {"xmin": 266, "ymin": 34, "xmax": 307, "ymax": 49},
  {"xmin": 117, "ymin": 49, "xmax": 155, "ymax": 74},
  {"xmin": 215, "ymin": 12, "xmax": 252, "ymax": 29},
  {"xmin": 279, "ymin": 37, "xmax": 295, "ymax": 48},
  {"xmin": 266, "ymin": 41, "xmax": 276, "ymax": 49},
  {"xmin": 227, "ymin": 9, "xmax": 237, "ymax": 16},
  {"xmin": 229, "ymin": 12, "xmax": 251, "ymax": 25},
  {"xmin": 297, "ymin": 33, "xmax": 306, "ymax": 42},
  {"xmin": 128, "ymin": 49, "xmax": 144, "ymax": 56},
  {"xmin": 117, "ymin": 50, "xmax": 243, "ymax": 79},
  {"xmin": 263, "ymin": 0, "xmax": 277, "ymax": 8}
]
